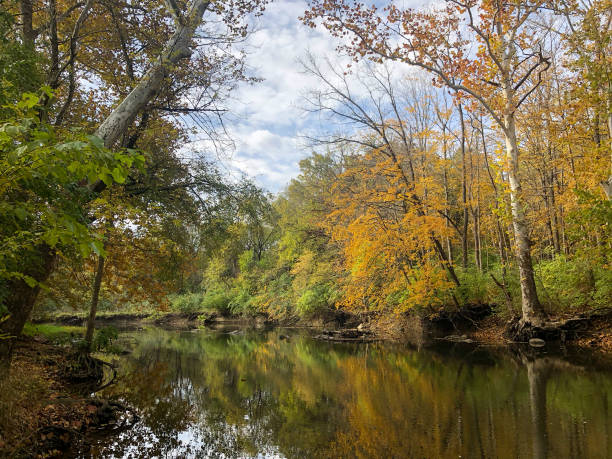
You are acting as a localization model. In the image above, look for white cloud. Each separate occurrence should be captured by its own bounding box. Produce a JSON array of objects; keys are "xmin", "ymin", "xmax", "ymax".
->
[{"xmin": 210, "ymin": 0, "xmax": 341, "ymax": 191}]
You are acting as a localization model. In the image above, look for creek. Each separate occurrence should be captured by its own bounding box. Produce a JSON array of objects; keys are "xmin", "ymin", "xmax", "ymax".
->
[{"xmin": 78, "ymin": 326, "xmax": 612, "ymax": 458}]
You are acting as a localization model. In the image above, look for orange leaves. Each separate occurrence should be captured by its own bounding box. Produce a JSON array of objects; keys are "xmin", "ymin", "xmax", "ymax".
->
[{"xmin": 326, "ymin": 140, "xmax": 457, "ymax": 313}]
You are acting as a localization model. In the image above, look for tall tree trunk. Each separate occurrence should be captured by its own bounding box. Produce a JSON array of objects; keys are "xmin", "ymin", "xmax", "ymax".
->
[
  {"xmin": 85, "ymin": 254, "xmax": 106, "ymax": 348},
  {"xmin": 472, "ymin": 206, "xmax": 482, "ymax": 271},
  {"xmin": 19, "ymin": 0, "xmax": 35, "ymax": 48},
  {"xmin": 504, "ymin": 113, "xmax": 543, "ymax": 325},
  {"xmin": 95, "ymin": 0, "xmax": 211, "ymax": 149},
  {"xmin": 0, "ymin": 0, "xmax": 213, "ymax": 370},
  {"xmin": 459, "ymin": 103, "xmax": 469, "ymax": 269},
  {"xmin": 441, "ymin": 120, "xmax": 453, "ymax": 265},
  {"xmin": 479, "ymin": 117, "xmax": 508, "ymax": 265}
]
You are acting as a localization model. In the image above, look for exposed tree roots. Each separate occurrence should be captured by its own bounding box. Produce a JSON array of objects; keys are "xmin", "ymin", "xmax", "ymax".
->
[{"xmin": 505, "ymin": 311, "xmax": 611, "ymax": 343}]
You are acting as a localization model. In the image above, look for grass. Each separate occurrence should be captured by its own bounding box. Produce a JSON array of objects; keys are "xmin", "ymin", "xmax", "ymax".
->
[{"xmin": 22, "ymin": 323, "xmax": 84, "ymax": 343}]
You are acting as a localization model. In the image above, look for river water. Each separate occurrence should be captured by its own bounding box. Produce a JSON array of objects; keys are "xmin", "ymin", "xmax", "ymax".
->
[{"xmin": 83, "ymin": 327, "xmax": 611, "ymax": 458}]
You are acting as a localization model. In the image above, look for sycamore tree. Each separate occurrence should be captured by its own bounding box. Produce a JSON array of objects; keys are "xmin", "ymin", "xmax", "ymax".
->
[{"xmin": 303, "ymin": 0, "xmax": 556, "ymax": 328}]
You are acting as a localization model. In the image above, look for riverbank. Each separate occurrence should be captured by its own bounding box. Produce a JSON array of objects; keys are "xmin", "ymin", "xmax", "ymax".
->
[
  {"xmin": 0, "ymin": 333, "xmax": 136, "ymax": 458},
  {"xmin": 37, "ymin": 306, "xmax": 612, "ymax": 352}
]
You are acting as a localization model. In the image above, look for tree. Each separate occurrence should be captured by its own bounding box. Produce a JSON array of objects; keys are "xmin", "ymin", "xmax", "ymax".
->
[
  {"xmin": 301, "ymin": 57, "xmax": 460, "ymax": 290},
  {"xmin": 555, "ymin": 0, "xmax": 611, "ymax": 199},
  {"xmin": 0, "ymin": 94, "xmax": 142, "ymax": 366},
  {"xmin": 304, "ymin": 0, "xmax": 553, "ymax": 327},
  {"xmin": 0, "ymin": 0, "xmax": 269, "ymax": 371}
]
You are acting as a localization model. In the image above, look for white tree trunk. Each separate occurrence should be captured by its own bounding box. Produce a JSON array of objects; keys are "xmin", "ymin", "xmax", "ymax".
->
[
  {"xmin": 504, "ymin": 113, "xmax": 543, "ymax": 325},
  {"xmin": 95, "ymin": 0, "xmax": 211, "ymax": 148}
]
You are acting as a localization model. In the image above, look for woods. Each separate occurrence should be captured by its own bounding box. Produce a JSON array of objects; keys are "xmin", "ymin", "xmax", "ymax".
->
[
  {"xmin": 0, "ymin": 0, "xmax": 269, "ymax": 370},
  {"xmin": 2, "ymin": 0, "xmax": 610, "ymax": 350},
  {"xmin": 166, "ymin": 0, "xmax": 610, "ymax": 331},
  {"xmin": 0, "ymin": 0, "xmax": 611, "ymax": 456}
]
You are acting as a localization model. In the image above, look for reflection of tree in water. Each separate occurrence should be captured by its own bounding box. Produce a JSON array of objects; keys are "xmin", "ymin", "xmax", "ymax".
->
[
  {"xmin": 88, "ymin": 329, "xmax": 612, "ymax": 458},
  {"xmin": 523, "ymin": 354, "xmax": 609, "ymax": 459},
  {"xmin": 324, "ymin": 347, "xmax": 611, "ymax": 459}
]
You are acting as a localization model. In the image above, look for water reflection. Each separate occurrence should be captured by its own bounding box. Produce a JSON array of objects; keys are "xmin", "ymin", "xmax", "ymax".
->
[{"xmin": 81, "ymin": 328, "xmax": 612, "ymax": 458}]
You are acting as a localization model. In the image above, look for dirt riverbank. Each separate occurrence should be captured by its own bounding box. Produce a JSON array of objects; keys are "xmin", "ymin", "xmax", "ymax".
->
[
  {"xmin": 0, "ymin": 336, "xmax": 135, "ymax": 458},
  {"xmin": 40, "ymin": 306, "xmax": 612, "ymax": 351}
]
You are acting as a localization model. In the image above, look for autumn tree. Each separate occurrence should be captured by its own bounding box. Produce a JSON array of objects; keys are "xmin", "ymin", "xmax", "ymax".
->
[
  {"xmin": 554, "ymin": 0, "xmax": 611, "ymax": 199},
  {"xmin": 304, "ymin": 0, "xmax": 557, "ymax": 328},
  {"xmin": 301, "ymin": 57, "xmax": 463, "ymax": 311}
]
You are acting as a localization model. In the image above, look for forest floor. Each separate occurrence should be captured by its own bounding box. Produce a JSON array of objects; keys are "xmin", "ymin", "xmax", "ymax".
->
[{"xmin": 0, "ymin": 335, "xmax": 132, "ymax": 458}]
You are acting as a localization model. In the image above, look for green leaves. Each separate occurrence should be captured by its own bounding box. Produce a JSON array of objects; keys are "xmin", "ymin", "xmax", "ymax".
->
[
  {"xmin": 112, "ymin": 167, "xmax": 126, "ymax": 184},
  {"xmin": 0, "ymin": 92, "xmax": 145, "ymax": 292},
  {"xmin": 16, "ymin": 92, "xmax": 38, "ymax": 110}
]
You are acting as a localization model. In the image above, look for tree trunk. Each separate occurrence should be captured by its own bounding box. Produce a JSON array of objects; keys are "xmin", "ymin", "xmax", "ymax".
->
[
  {"xmin": 0, "ymin": 0, "xmax": 213, "ymax": 370},
  {"xmin": 0, "ymin": 245, "xmax": 56, "ymax": 377},
  {"xmin": 480, "ymin": 117, "xmax": 507, "ymax": 265},
  {"xmin": 95, "ymin": 0, "xmax": 211, "ymax": 149},
  {"xmin": 19, "ymin": 0, "xmax": 35, "ymax": 47},
  {"xmin": 504, "ymin": 113, "xmax": 543, "ymax": 325},
  {"xmin": 85, "ymin": 254, "xmax": 106, "ymax": 348},
  {"xmin": 442, "ymin": 122, "xmax": 453, "ymax": 264},
  {"xmin": 459, "ymin": 103, "xmax": 469, "ymax": 269},
  {"xmin": 472, "ymin": 206, "xmax": 482, "ymax": 271}
]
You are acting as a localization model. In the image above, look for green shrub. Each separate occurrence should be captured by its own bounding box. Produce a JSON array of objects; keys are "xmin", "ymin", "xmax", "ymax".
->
[
  {"xmin": 170, "ymin": 291, "xmax": 233, "ymax": 315},
  {"xmin": 296, "ymin": 283, "xmax": 337, "ymax": 317},
  {"xmin": 457, "ymin": 268, "xmax": 490, "ymax": 306},
  {"xmin": 537, "ymin": 255, "xmax": 612, "ymax": 313},
  {"xmin": 201, "ymin": 291, "xmax": 232, "ymax": 315},
  {"xmin": 92, "ymin": 326, "xmax": 119, "ymax": 352},
  {"xmin": 170, "ymin": 292, "xmax": 206, "ymax": 313},
  {"xmin": 228, "ymin": 288, "xmax": 257, "ymax": 316}
]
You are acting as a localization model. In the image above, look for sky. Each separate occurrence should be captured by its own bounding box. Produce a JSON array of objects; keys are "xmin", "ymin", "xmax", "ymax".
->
[
  {"xmin": 187, "ymin": 0, "xmax": 427, "ymax": 193},
  {"xmin": 203, "ymin": 0, "xmax": 340, "ymax": 193}
]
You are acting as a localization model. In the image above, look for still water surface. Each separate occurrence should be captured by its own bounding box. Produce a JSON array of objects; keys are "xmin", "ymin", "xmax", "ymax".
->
[{"xmin": 86, "ymin": 327, "xmax": 611, "ymax": 458}]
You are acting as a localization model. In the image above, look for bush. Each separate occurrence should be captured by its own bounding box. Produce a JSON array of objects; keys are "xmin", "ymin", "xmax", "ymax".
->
[
  {"xmin": 296, "ymin": 283, "xmax": 337, "ymax": 317},
  {"xmin": 201, "ymin": 291, "xmax": 232, "ymax": 315},
  {"xmin": 228, "ymin": 288, "xmax": 257, "ymax": 316},
  {"xmin": 170, "ymin": 291, "xmax": 233, "ymax": 315},
  {"xmin": 537, "ymin": 255, "xmax": 612, "ymax": 313},
  {"xmin": 170, "ymin": 292, "xmax": 206, "ymax": 313},
  {"xmin": 92, "ymin": 326, "xmax": 119, "ymax": 352},
  {"xmin": 456, "ymin": 268, "xmax": 490, "ymax": 306}
]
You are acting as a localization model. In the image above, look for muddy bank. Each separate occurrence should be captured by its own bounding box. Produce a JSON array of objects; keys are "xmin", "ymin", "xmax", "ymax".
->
[
  {"xmin": 0, "ymin": 337, "xmax": 135, "ymax": 458},
  {"xmin": 323, "ymin": 306, "xmax": 612, "ymax": 353},
  {"xmin": 37, "ymin": 313, "xmax": 151, "ymax": 327},
  {"xmin": 40, "ymin": 311, "xmax": 278, "ymax": 330}
]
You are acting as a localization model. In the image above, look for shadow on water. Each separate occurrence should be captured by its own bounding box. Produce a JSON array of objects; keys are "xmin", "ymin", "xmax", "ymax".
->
[{"xmin": 76, "ymin": 327, "xmax": 612, "ymax": 458}]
